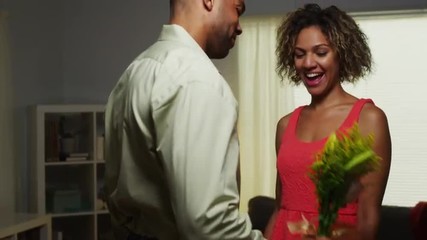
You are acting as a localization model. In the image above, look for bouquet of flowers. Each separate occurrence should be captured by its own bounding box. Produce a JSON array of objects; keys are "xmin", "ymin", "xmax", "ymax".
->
[{"xmin": 309, "ymin": 123, "xmax": 381, "ymax": 237}]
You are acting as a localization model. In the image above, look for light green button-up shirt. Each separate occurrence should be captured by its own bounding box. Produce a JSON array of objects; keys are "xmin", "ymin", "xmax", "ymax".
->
[{"xmin": 105, "ymin": 24, "xmax": 264, "ymax": 240}]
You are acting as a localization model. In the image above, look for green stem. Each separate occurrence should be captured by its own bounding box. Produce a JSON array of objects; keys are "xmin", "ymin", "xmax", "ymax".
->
[{"xmin": 318, "ymin": 198, "xmax": 340, "ymax": 237}]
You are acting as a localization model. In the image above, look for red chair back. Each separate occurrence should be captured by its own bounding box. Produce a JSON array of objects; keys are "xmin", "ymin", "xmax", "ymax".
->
[{"xmin": 410, "ymin": 201, "xmax": 427, "ymax": 240}]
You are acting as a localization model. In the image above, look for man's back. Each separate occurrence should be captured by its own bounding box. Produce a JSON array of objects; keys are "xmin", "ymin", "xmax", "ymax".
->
[
  {"xmin": 105, "ymin": 27, "xmax": 182, "ymax": 239},
  {"xmin": 105, "ymin": 25, "xmax": 260, "ymax": 240}
]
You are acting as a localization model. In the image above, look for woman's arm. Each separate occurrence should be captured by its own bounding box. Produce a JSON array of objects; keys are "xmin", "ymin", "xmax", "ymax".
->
[{"xmin": 356, "ymin": 103, "xmax": 392, "ymax": 240}]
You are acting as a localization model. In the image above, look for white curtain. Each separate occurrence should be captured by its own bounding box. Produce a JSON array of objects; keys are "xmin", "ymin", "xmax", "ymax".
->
[
  {"xmin": 215, "ymin": 16, "xmax": 295, "ymax": 211},
  {"xmin": 0, "ymin": 10, "xmax": 15, "ymax": 213}
]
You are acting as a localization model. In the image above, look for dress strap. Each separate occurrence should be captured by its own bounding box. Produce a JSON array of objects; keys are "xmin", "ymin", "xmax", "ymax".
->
[
  {"xmin": 281, "ymin": 106, "xmax": 305, "ymax": 141},
  {"xmin": 340, "ymin": 98, "xmax": 374, "ymax": 130}
]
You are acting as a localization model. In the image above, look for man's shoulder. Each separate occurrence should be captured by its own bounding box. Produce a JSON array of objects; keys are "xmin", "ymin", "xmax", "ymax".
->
[
  {"xmin": 139, "ymin": 40, "xmax": 221, "ymax": 82},
  {"xmin": 123, "ymin": 39, "xmax": 235, "ymax": 108},
  {"xmin": 138, "ymin": 40, "xmax": 202, "ymax": 66}
]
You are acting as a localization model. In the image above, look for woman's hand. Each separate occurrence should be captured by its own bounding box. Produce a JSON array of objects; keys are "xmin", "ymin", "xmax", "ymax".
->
[
  {"xmin": 346, "ymin": 179, "xmax": 363, "ymax": 203},
  {"xmin": 301, "ymin": 223, "xmax": 360, "ymax": 240}
]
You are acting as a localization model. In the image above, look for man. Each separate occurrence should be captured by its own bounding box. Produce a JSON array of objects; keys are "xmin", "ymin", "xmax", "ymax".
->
[{"xmin": 104, "ymin": 0, "xmax": 264, "ymax": 239}]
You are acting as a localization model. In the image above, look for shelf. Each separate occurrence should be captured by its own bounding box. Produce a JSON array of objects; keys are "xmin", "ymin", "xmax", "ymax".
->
[
  {"xmin": 51, "ymin": 211, "xmax": 94, "ymax": 218},
  {"xmin": 45, "ymin": 160, "xmax": 95, "ymax": 166},
  {"xmin": 45, "ymin": 164, "xmax": 94, "ymax": 214},
  {"xmin": 96, "ymin": 210, "xmax": 109, "ymax": 215},
  {"xmin": 29, "ymin": 104, "xmax": 107, "ymax": 240}
]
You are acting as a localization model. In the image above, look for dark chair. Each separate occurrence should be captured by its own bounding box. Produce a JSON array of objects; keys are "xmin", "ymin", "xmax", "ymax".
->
[
  {"xmin": 410, "ymin": 201, "xmax": 427, "ymax": 240},
  {"xmin": 247, "ymin": 196, "xmax": 423, "ymax": 239},
  {"xmin": 378, "ymin": 205, "xmax": 414, "ymax": 240},
  {"xmin": 247, "ymin": 195, "xmax": 276, "ymax": 234}
]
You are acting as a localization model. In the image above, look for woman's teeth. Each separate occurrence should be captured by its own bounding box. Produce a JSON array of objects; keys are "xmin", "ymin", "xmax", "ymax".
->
[{"xmin": 306, "ymin": 73, "xmax": 322, "ymax": 79}]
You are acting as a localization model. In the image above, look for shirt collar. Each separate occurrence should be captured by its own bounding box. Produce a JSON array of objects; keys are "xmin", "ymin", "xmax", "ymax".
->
[{"xmin": 158, "ymin": 24, "xmax": 207, "ymax": 58}]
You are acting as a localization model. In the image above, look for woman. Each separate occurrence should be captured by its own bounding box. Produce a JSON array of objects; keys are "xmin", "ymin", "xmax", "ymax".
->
[{"xmin": 265, "ymin": 4, "xmax": 391, "ymax": 240}]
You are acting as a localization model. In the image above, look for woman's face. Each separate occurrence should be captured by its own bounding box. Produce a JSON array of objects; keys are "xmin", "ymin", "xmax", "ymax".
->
[{"xmin": 294, "ymin": 26, "xmax": 340, "ymax": 96}]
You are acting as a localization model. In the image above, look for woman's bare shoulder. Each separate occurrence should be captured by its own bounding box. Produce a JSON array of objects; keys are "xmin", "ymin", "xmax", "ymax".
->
[
  {"xmin": 275, "ymin": 112, "xmax": 293, "ymax": 152},
  {"xmin": 360, "ymin": 102, "xmax": 388, "ymax": 124},
  {"xmin": 277, "ymin": 112, "xmax": 293, "ymax": 134},
  {"xmin": 359, "ymin": 101, "xmax": 389, "ymax": 135}
]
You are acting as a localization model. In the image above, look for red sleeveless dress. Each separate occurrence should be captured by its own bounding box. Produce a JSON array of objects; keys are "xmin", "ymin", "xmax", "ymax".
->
[{"xmin": 270, "ymin": 99, "xmax": 373, "ymax": 240}]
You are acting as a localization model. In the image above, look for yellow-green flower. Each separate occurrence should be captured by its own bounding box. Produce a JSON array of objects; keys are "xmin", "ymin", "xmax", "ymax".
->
[{"xmin": 309, "ymin": 123, "xmax": 381, "ymax": 237}]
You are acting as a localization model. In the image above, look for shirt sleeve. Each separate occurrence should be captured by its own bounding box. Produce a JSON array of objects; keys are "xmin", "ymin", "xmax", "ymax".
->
[{"xmin": 153, "ymin": 81, "xmax": 264, "ymax": 240}]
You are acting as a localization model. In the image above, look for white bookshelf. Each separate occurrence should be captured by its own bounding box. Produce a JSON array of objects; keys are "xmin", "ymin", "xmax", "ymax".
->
[{"xmin": 28, "ymin": 105, "xmax": 113, "ymax": 240}]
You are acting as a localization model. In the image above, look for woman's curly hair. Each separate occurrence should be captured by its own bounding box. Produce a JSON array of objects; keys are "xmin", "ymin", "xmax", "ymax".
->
[{"xmin": 276, "ymin": 4, "xmax": 372, "ymax": 85}]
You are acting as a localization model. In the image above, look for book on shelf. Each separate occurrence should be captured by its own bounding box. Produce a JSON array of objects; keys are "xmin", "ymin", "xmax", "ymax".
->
[
  {"xmin": 65, "ymin": 157, "xmax": 88, "ymax": 162},
  {"xmin": 45, "ymin": 119, "xmax": 60, "ymax": 162},
  {"xmin": 69, "ymin": 152, "xmax": 89, "ymax": 157},
  {"xmin": 96, "ymin": 136, "xmax": 104, "ymax": 161},
  {"xmin": 64, "ymin": 152, "xmax": 89, "ymax": 161}
]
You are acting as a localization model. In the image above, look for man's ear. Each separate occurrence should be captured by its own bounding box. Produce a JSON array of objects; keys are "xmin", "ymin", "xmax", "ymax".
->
[{"xmin": 203, "ymin": 0, "xmax": 214, "ymax": 11}]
